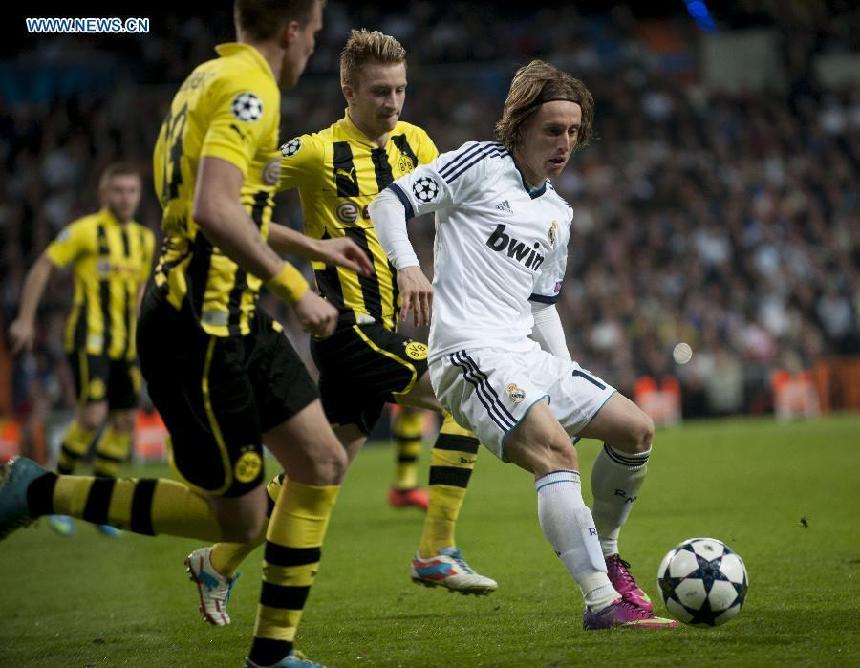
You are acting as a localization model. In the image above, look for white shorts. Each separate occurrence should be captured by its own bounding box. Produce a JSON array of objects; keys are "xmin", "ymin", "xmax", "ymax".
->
[{"xmin": 429, "ymin": 343, "xmax": 616, "ymax": 460}]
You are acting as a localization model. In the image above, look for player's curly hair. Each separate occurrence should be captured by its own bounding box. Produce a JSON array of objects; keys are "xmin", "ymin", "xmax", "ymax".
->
[
  {"xmin": 495, "ymin": 60, "xmax": 593, "ymax": 152},
  {"xmin": 234, "ymin": 0, "xmax": 323, "ymax": 41},
  {"xmin": 340, "ymin": 29, "xmax": 406, "ymax": 88}
]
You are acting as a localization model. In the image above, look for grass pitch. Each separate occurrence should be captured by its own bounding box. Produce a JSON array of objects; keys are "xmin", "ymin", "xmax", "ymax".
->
[{"xmin": 1, "ymin": 415, "xmax": 858, "ymax": 667}]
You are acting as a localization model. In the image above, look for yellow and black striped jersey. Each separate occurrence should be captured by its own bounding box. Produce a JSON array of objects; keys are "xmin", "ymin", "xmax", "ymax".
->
[
  {"xmin": 46, "ymin": 208, "xmax": 155, "ymax": 359},
  {"xmin": 279, "ymin": 111, "xmax": 438, "ymax": 331},
  {"xmin": 153, "ymin": 42, "xmax": 282, "ymax": 336}
]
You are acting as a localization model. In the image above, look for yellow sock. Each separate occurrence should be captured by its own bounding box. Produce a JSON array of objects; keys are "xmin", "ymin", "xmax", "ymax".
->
[
  {"xmin": 40, "ymin": 474, "xmax": 222, "ymax": 541},
  {"xmin": 94, "ymin": 427, "xmax": 132, "ymax": 478},
  {"xmin": 210, "ymin": 473, "xmax": 286, "ymax": 577},
  {"xmin": 419, "ymin": 412, "xmax": 480, "ymax": 557},
  {"xmin": 250, "ymin": 480, "xmax": 340, "ymax": 665},
  {"xmin": 393, "ymin": 408, "xmax": 424, "ymax": 489},
  {"xmin": 57, "ymin": 421, "xmax": 96, "ymax": 475}
]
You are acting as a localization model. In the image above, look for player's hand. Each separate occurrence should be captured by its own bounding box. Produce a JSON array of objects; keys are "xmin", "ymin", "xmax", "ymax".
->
[
  {"xmin": 9, "ymin": 318, "xmax": 35, "ymax": 354},
  {"xmin": 313, "ymin": 238, "xmax": 374, "ymax": 276},
  {"xmin": 292, "ymin": 290, "xmax": 338, "ymax": 337},
  {"xmin": 398, "ymin": 266, "xmax": 433, "ymax": 327}
]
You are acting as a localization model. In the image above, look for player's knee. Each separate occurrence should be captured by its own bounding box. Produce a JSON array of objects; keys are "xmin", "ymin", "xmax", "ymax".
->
[
  {"xmin": 627, "ymin": 411, "xmax": 655, "ymax": 453},
  {"xmin": 79, "ymin": 405, "xmax": 107, "ymax": 431},
  {"xmin": 306, "ymin": 438, "xmax": 349, "ymax": 484}
]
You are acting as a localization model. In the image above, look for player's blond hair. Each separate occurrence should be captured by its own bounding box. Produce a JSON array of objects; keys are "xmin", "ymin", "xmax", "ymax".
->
[
  {"xmin": 494, "ymin": 59, "xmax": 594, "ymax": 152},
  {"xmin": 340, "ymin": 29, "xmax": 406, "ymax": 88}
]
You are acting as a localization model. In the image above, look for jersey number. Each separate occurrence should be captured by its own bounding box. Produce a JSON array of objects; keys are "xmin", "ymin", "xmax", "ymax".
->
[{"xmin": 159, "ymin": 102, "xmax": 188, "ymax": 206}]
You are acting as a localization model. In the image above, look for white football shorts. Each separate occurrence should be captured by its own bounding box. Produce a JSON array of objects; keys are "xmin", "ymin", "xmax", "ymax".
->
[{"xmin": 429, "ymin": 342, "xmax": 616, "ymax": 460}]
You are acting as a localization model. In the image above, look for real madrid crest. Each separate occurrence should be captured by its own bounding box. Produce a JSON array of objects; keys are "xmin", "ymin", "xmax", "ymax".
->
[
  {"xmin": 505, "ymin": 383, "xmax": 526, "ymax": 404},
  {"xmin": 548, "ymin": 221, "xmax": 558, "ymax": 248}
]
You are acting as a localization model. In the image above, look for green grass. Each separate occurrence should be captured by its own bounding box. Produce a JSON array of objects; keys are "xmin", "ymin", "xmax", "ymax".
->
[{"xmin": 1, "ymin": 415, "xmax": 859, "ymax": 667}]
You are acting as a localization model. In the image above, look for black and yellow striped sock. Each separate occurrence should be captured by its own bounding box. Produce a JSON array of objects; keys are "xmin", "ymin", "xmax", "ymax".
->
[
  {"xmin": 57, "ymin": 421, "xmax": 96, "ymax": 475},
  {"xmin": 25, "ymin": 473, "xmax": 222, "ymax": 541},
  {"xmin": 418, "ymin": 412, "xmax": 480, "ymax": 557},
  {"xmin": 249, "ymin": 480, "xmax": 339, "ymax": 666},
  {"xmin": 210, "ymin": 473, "xmax": 285, "ymax": 577},
  {"xmin": 93, "ymin": 427, "xmax": 132, "ymax": 478},
  {"xmin": 393, "ymin": 409, "xmax": 424, "ymax": 490}
]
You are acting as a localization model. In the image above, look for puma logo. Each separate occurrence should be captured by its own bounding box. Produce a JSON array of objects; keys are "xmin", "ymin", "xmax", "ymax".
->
[{"xmin": 335, "ymin": 167, "xmax": 356, "ymax": 184}]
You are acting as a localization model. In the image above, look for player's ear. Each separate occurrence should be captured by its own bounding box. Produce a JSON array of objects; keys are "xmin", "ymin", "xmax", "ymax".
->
[
  {"xmin": 278, "ymin": 19, "xmax": 299, "ymax": 49},
  {"xmin": 342, "ymin": 82, "xmax": 355, "ymax": 105}
]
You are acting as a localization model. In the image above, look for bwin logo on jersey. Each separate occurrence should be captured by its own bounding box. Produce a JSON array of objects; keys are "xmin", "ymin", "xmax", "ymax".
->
[{"xmin": 485, "ymin": 224, "xmax": 545, "ymax": 270}]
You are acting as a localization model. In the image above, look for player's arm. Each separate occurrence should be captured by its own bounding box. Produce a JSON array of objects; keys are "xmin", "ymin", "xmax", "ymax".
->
[
  {"xmin": 529, "ymin": 213, "xmax": 571, "ymax": 359},
  {"xmin": 192, "ymin": 157, "xmax": 336, "ymax": 336},
  {"xmin": 370, "ymin": 186, "xmax": 431, "ymax": 326},
  {"xmin": 267, "ymin": 223, "xmax": 373, "ymax": 276},
  {"xmin": 371, "ymin": 142, "xmax": 484, "ymax": 325},
  {"xmin": 9, "ymin": 219, "xmax": 89, "ymax": 354},
  {"xmin": 9, "ymin": 252, "xmax": 56, "ymax": 354},
  {"xmin": 530, "ymin": 302, "xmax": 570, "ymax": 360}
]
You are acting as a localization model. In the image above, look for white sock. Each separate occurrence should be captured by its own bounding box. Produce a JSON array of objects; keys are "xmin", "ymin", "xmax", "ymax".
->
[
  {"xmin": 591, "ymin": 444, "xmax": 650, "ymax": 557},
  {"xmin": 535, "ymin": 470, "xmax": 617, "ymax": 612}
]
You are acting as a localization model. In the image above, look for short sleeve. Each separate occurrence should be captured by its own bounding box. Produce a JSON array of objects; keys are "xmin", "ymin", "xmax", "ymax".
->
[
  {"xmin": 200, "ymin": 75, "xmax": 279, "ymax": 176},
  {"xmin": 45, "ymin": 219, "xmax": 92, "ymax": 268},
  {"xmin": 384, "ymin": 141, "xmax": 508, "ymax": 219},
  {"xmin": 278, "ymin": 133, "xmax": 324, "ymax": 191},
  {"xmin": 415, "ymin": 129, "xmax": 439, "ymax": 164}
]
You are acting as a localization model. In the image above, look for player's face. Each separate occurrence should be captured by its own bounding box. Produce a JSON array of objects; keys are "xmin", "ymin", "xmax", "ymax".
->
[
  {"xmin": 346, "ymin": 62, "xmax": 407, "ymax": 138},
  {"xmin": 102, "ymin": 175, "xmax": 141, "ymax": 222},
  {"xmin": 518, "ymin": 100, "xmax": 582, "ymax": 182},
  {"xmin": 281, "ymin": 2, "xmax": 323, "ymax": 89}
]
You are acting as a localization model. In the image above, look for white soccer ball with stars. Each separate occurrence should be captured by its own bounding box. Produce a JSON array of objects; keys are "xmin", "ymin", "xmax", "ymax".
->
[
  {"xmin": 413, "ymin": 176, "xmax": 440, "ymax": 203},
  {"xmin": 657, "ymin": 537, "xmax": 749, "ymax": 626}
]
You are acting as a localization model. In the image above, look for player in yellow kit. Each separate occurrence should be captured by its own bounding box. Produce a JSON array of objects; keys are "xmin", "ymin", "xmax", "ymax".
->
[
  {"xmin": 9, "ymin": 163, "xmax": 155, "ymax": 537},
  {"xmin": 183, "ymin": 30, "xmax": 497, "ymax": 630},
  {"xmin": 0, "ymin": 2, "xmax": 373, "ymax": 666}
]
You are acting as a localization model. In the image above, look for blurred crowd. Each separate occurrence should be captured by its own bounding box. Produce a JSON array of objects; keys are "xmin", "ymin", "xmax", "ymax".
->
[{"xmin": 1, "ymin": 1, "xmax": 858, "ymax": 421}]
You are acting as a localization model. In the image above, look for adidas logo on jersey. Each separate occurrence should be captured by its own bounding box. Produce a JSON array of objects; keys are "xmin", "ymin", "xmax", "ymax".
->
[
  {"xmin": 495, "ymin": 200, "xmax": 512, "ymax": 214},
  {"xmin": 485, "ymin": 224, "xmax": 545, "ymax": 270}
]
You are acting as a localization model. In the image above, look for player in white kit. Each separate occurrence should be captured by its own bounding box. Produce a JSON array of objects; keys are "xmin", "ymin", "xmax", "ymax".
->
[{"xmin": 370, "ymin": 60, "xmax": 678, "ymax": 630}]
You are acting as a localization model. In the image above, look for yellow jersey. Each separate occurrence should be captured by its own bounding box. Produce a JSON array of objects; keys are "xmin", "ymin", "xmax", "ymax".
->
[
  {"xmin": 153, "ymin": 42, "xmax": 282, "ymax": 336},
  {"xmin": 279, "ymin": 111, "xmax": 438, "ymax": 331},
  {"xmin": 46, "ymin": 207, "xmax": 155, "ymax": 359}
]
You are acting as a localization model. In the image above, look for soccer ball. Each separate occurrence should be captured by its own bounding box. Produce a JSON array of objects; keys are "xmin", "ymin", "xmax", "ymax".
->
[{"xmin": 656, "ymin": 537, "xmax": 748, "ymax": 626}]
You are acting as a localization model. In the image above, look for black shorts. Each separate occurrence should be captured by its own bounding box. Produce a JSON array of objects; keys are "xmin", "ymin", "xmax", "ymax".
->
[
  {"xmin": 311, "ymin": 323, "xmax": 429, "ymax": 435},
  {"xmin": 137, "ymin": 288, "xmax": 318, "ymax": 497},
  {"xmin": 68, "ymin": 351, "xmax": 140, "ymax": 410}
]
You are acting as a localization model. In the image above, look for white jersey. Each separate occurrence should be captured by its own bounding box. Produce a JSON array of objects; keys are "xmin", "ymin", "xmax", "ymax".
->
[{"xmin": 383, "ymin": 141, "xmax": 572, "ymax": 362}]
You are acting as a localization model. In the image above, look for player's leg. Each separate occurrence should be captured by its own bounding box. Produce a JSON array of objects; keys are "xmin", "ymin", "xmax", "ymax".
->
[
  {"xmin": 388, "ymin": 406, "xmax": 428, "ymax": 509},
  {"xmin": 244, "ymin": 317, "xmax": 347, "ymax": 667},
  {"xmin": 0, "ymin": 453, "xmax": 251, "ymax": 543},
  {"xmin": 88, "ymin": 360, "xmax": 141, "ymax": 536},
  {"xmin": 577, "ymin": 392, "xmax": 656, "ymax": 611},
  {"xmin": 399, "ymin": 372, "xmax": 495, "ymax": 593},
  {"xmin": 191, "ymin": 426, "xmax": 366, "ymax": 628},
  {"xmin": 503, "ymin": 400, "xmax": 673, "ymax": 630},
  {"xmin": 93, "ymin": 359, "xmax": 140, "ymax": 478},
  {"xmin": 2, "ymin": 293, "xmax": 274, "ymax": 544},
  {"xmin": 48, "ymin": 353, "xmax": 109, "ymax": 535}
]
